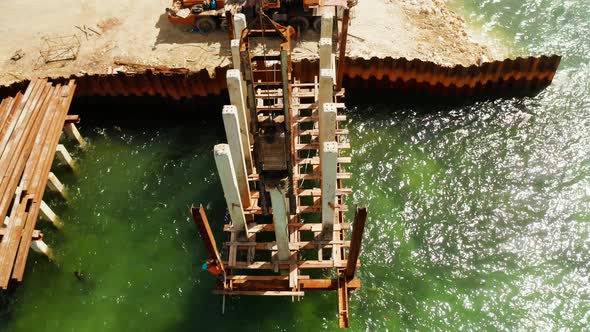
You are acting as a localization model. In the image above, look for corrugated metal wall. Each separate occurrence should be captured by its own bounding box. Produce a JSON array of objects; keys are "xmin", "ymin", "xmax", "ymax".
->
[{"xmin": 0, "ymin": 55, "xmax": 561, "ymax": 100}]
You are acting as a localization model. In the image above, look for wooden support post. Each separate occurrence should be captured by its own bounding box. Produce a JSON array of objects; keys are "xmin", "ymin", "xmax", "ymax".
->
[
  {"xmin": 63, "ymin": 122, "xmax": 87, "ymax": 149},
  {"xmin": 214, "ymin": 144, "xmax": 248, "ymax": 234},
  {"xmin": 30, "ymin": 239, "xmax": 54, "ymax": 260},
  {"xmin": 319, "ymin": 38, "xmax": 333, "ymax": 72},
  {"xmin": 233, "ymin": 13, "xmax": 247, "ymax": 40},
  {"xmin": 346, "ymin": 207, "xmax": 368, "ymax": 279},
  {"xmin": 56, "ymin": 144, "xmax": 77, "ymax": 171},
  {"xmin": 321, "ymin": 12, "xmax": 334, "ymax": 40},
  {"xmin": 39, "ymin": 201, "xmax": 63, "ymax": 229},
  {"xmin": 318, "ymin": 68, "xmax": 334, "ymax": 110},
  {"xmin": 226, "ymin": 69, "xmax": 253, "ymax": 174},
  {"xmin": 190, "ymin": 204, "xmax": 225, "ymax": 272},
  {"xmin": 321, "ymin": 142, "xmax": 338, "ymax": 234},
  {"xmin": 222, "ymin": 105, "xmax": 251, "ymax": 208},
  {"xmin": 268, "ymin": 184, "xmax": 290, "ymax": 261},
  {"xmin": 320, "ymin": 103, "xmax": 338, "ymax": 149},
  {"xmin": 336, "ymin": 8, "xmax": 350, "ymax": 90},
  {"xmin": 46, "ymin": 172, "xmax": 66, "ymax": 199}
]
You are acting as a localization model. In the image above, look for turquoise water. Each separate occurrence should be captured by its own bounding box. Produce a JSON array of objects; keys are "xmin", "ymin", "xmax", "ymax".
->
[{"xmin": 2, "ymin": 0, "xmax": 590, "ymax": 330}]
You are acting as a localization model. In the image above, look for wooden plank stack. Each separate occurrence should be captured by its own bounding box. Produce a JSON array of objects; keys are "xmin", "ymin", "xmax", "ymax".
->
[{"xmin": 0, "ymin": 78, "xmax": 76, "ymax": 289}]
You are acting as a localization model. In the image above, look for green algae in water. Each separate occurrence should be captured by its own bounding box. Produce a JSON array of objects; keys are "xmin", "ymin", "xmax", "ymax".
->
[{"xmin": 2, "ymin": 0, "xmax": 590, "ymax": 330}]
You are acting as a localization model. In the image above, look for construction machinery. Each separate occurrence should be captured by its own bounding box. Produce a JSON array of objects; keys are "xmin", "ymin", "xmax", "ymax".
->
[{"xmin": 166, "ymin": 0, "xmax": 344, "ymax": 33}]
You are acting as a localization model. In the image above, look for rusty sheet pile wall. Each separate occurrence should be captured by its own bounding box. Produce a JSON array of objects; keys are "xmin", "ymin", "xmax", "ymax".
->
[
  {"xmin": 0, "ymin": 56, "xmax": 561, "ymax": 100},
  {"xmin": 339, "ymin": 55, "xmax": 562, "ymax": 96}
]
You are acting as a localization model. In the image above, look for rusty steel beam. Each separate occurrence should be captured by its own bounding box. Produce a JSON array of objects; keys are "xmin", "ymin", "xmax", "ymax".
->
[
  {"xmin": 336, "ymin": 8, "xmax": 350, "ymax": 90},
  {"xmin": 190, "ymin": 204, "xmax": 225, "ymax": 272},
  {"xmin": 346, "ymin": 207, "xmax": 367, "ymax": 279}
]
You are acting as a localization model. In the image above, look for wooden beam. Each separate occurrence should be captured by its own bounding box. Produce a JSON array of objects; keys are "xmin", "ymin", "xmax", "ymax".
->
[
  {"xmin": 224, "ymin": 240, "xmax": 351, "ymax": 251},
  {"xmin": 0, "ymin": 228, "xmax": 41, "ymax": 239},
  {"xmin": 64, "ymin": 114, "xmax": 80, "ymax": 124},
  {"xmin": 346, "ymin": 207, "xmax": 367, "ymax": 279},
  {"xmin": 224, "ymin": 222, "xmax": 351, "ymax": 233},
  {"xmin": 218, "ymin": 277, "xmax": 361, "ymax": 291},
  {"xmin": 191, "ymin": 204, "xmax": 225, "ymax": 272},
  {"xmin": 213, "ymin": 290, "xmax": 305, "ymax": 296},
  {"xmin": 223, "ymin": 260, "xmax": 359, "ymax": 270}
]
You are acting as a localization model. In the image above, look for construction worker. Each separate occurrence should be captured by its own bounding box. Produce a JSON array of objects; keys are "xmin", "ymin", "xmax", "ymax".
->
[{"xmin": 201, "ymin": 259, "xmax": 223, "ymax": 276}]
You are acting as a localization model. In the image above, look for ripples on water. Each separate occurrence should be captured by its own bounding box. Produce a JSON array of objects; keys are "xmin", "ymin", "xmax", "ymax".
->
[{"xmin": 349, "ymin": 1, "xmax": 590, "ymax": 329}]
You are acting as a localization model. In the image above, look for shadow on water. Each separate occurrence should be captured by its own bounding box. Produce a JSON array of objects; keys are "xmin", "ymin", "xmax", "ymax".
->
[{"xmin": 345, "ymin": 86, "xmax": 548, "ymax": 114}]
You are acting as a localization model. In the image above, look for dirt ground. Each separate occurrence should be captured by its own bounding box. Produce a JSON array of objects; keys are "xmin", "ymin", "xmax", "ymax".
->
[{"xmin": 0, "ymin": 0, "xmax": 504, "ymax": 86}]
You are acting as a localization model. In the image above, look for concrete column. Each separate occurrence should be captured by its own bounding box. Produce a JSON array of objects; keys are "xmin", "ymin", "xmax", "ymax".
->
[
  {"xmin": 63, "ymin": 123, "xmax": 87, "ymax": 149},
  {"xmin": 318, "ymin": 68, "xmax": 334, "ymax": 112},
  {"xmin": 269, "ymin": 185, "xmax": 290, "ymax": 261},
  {"xmin": 230, "ymin": 39, "xmax": 249, "ymax": 107},
  {"xmin": 226, "ymin": 69, "xmax": 253, "ymax": 174},
  {"xmin": 40, "ymin": 201, "xmax": 63, "ymax": 229},
  {"xmin": 222, "ymin": 105, "xmax": 251, "ymax": 208},
  {"xmin": 214, "ymin": 144, "xmax": 248, "ymax": 234},
  {"xmin": 47, "ymin": 172, "xmax": 66, "ymax": 199},
  {"xmin": 319, "ymin": 38, "xmax": 333, "ymax": 71},
  {"xmin": 231, "ymin": 39, "xmax": 241, "ymax": 70},
  {"xmin": 233, "ymin": 13, "xmax": 247, "ymax": 40},
  {"xmin": 56, "ymin": 144, "xmax": 77, "ymax": 172},
  {"xmin": 321, "ymin": 12, "xmax": 334, "ymax": 39},
  {"xmin": 320, "ymin": 103, "xmax": 338, "ymax": 148},
  {"xmin": 30, "ymin": 239, "xmax": 54, "ymax": 260},
  {"xmin": 321, "ymin": 142, "xmax": 338, "ymax": 233}
]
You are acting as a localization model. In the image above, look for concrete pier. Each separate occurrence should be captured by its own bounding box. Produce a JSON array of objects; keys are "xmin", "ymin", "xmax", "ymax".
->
[
  {"xmin": 320, "ymin": 103, "xmax": 338, "ymax": 151},
  {"xmin": 318, "ymin": 69, "xmax": 334, "ymax": 111},
  {"xmin": 226, "ymin": 69, "xmax": 253, "ymax": 173},
  {"xmin": 222, "ymin": 105, "xmax": 251, "ymax": 208},
  {"xmin": 321, "ymin": 142, "xmax": 339, "ymax": 234},
  {"xmin": 233, "ymin": 14, "xmax": 247, "ymax": 40},
  {"xmin": 214, "ymin": 144, "xmax": 248, "ymax": 234},
  {"xmin": 231, "ymin": 39, "xmax": 241, "ymax": 70},
  {"xmin": 321, "ymin": 12, "xmax": 334, "ymax": 39},
  {"xmin": 269, "ymin": 184, "xmax": 290, "ymax": 261},
  {"xmin": 319, "ymin": 38, "xmax": 333, "ymax": 72}
]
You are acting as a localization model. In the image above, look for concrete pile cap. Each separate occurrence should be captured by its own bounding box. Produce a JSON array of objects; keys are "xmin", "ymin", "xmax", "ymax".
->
[
  {"xmin": 222, "ymin": 105, "xmax": 238, "ymax": 114},
  {"xmin": 214, "ymin": 144, "xmax": 230, "ymax": 156},
  {"xmin": 323, "ymin": 103, "xmax": 338, "ymax": 114},
  {"xmin": 323, "ymin": 142, "xmax": 339, "ymax": 153},
  {"xmin": 226, "ymin": 69, "xmax": 241, "ymax": 79}
]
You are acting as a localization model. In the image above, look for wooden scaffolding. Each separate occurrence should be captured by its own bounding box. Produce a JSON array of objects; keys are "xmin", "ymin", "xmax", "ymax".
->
[{"xmin": 0, "ymin": 79, "xmax": 85, "ymax": 289}]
